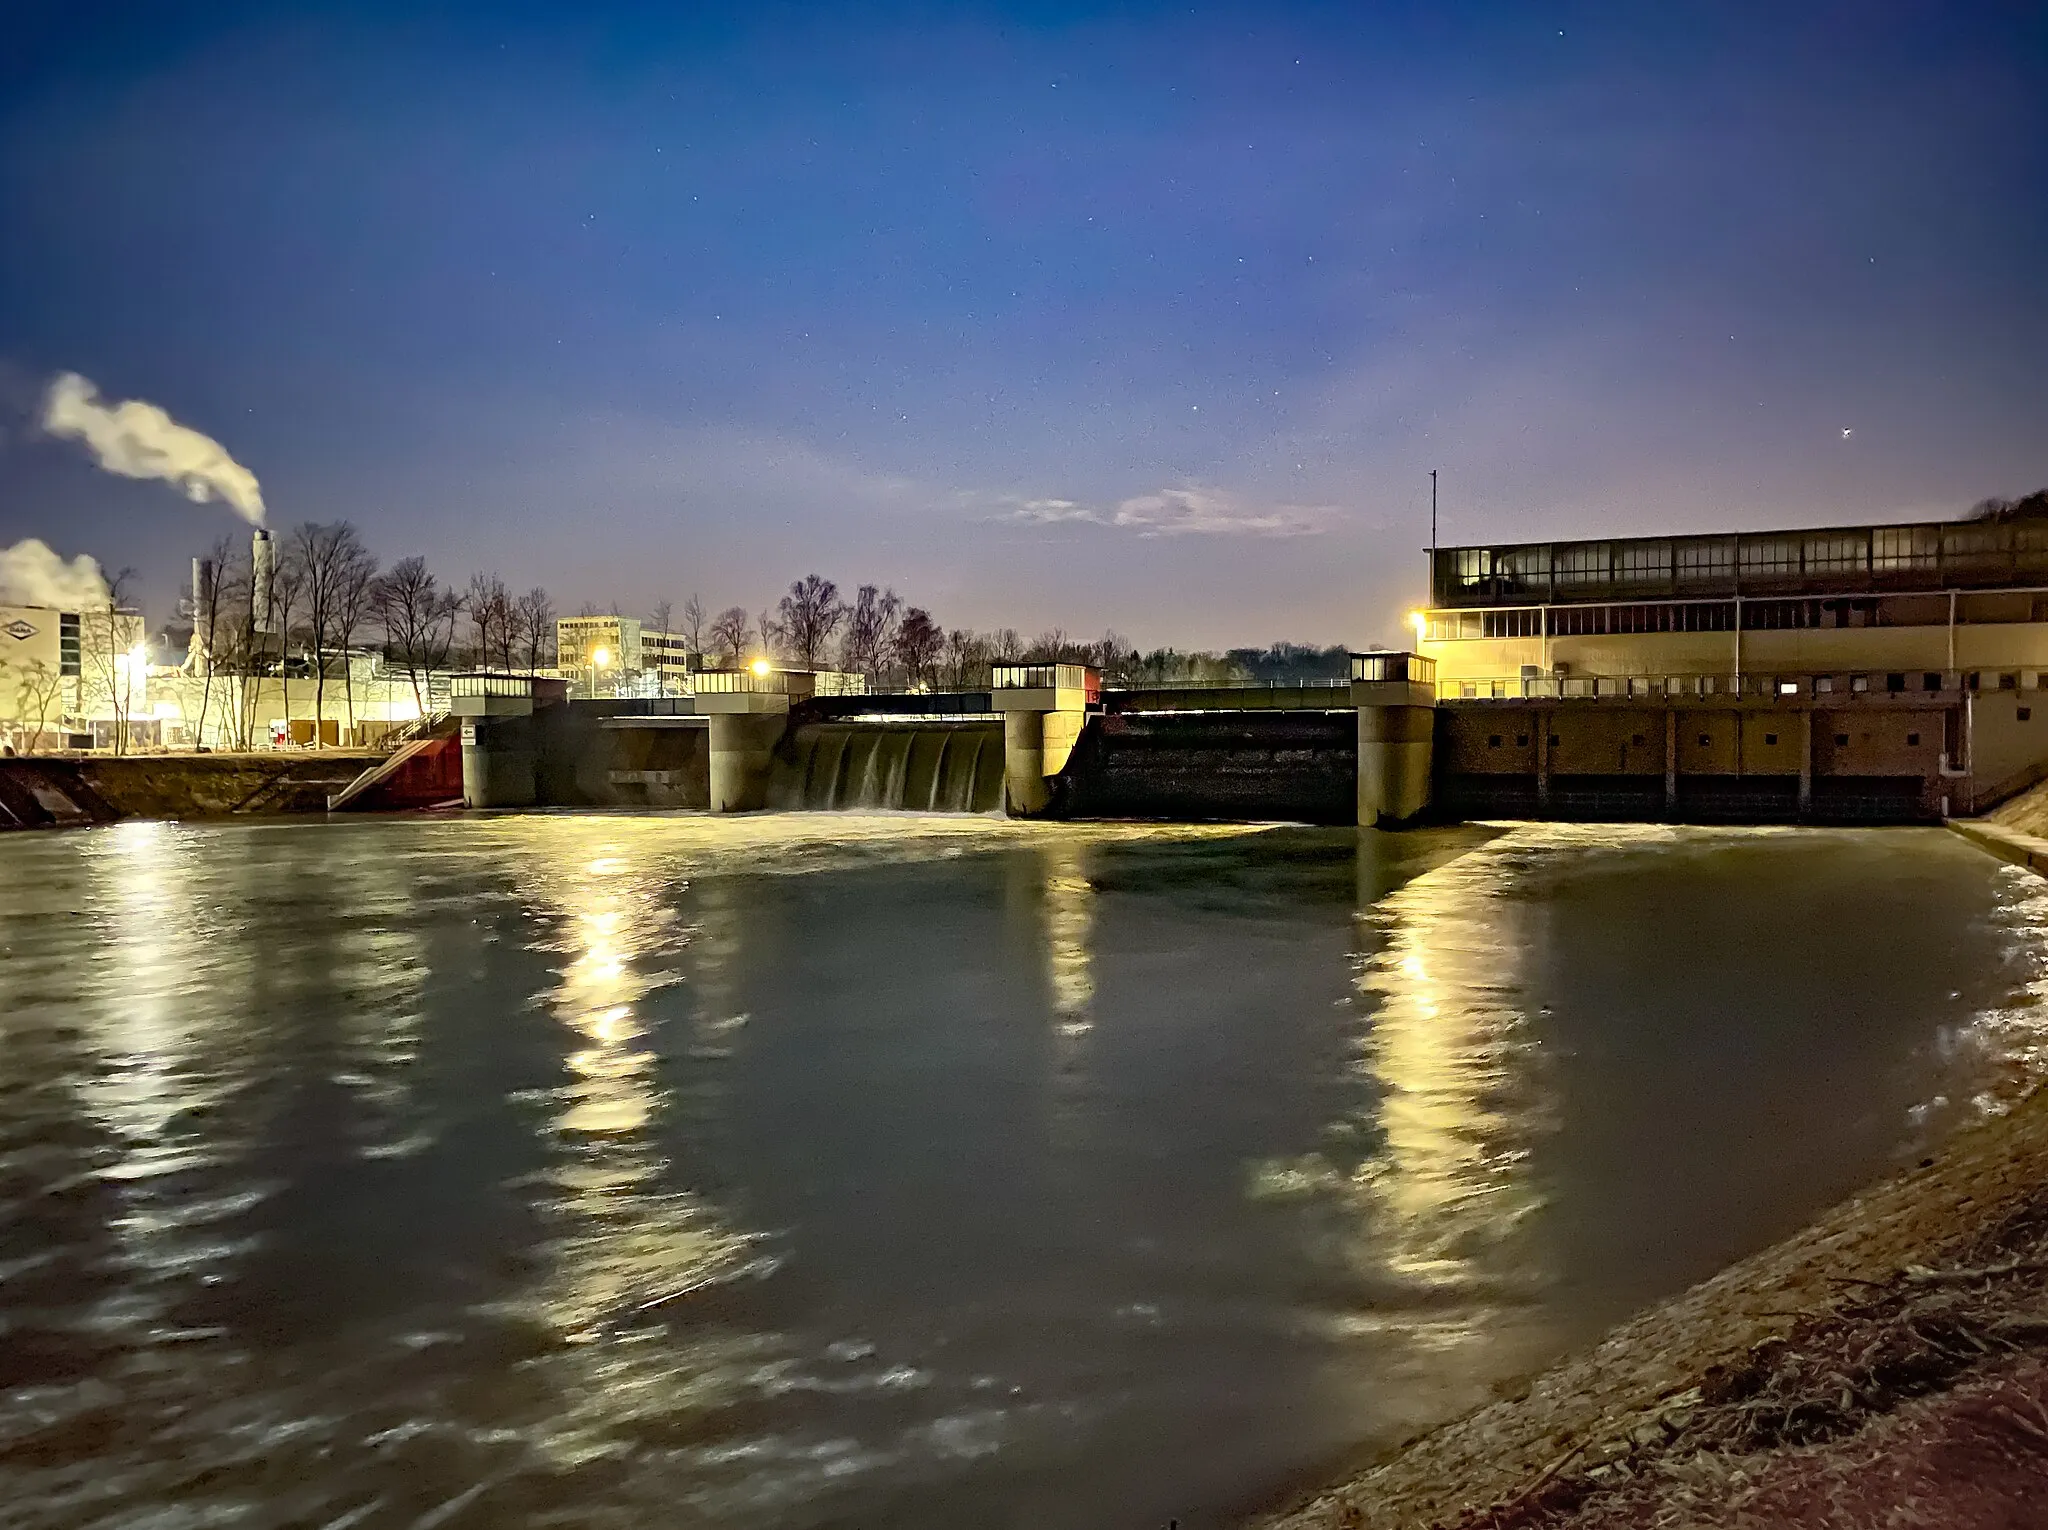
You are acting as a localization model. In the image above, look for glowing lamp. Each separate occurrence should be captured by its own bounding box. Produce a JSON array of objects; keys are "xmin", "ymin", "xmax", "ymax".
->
[
  {"xmin": 591, "ymin": 646, "xmax": 612, "ymax": 669},
  {"xmin": 749, "ymin": 657, "xmax": 773, "ymax": 677}
]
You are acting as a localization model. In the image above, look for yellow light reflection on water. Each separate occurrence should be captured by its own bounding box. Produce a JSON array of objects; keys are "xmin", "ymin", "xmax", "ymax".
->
[
  {"xmin": 1350, "ymin": 840, "xmax": 1549, "ymax": 1296},
  {"xmin": 513, "ymin": 832, "xmax": 755, "ymax": 1345}
]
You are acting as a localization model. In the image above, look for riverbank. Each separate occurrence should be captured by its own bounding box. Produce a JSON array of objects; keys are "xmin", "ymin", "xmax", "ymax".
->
[
  {"xmin": 1259, "ymin": 1077, "xmax": 2048, "ymax": 1529},
  {"xmin": 0, "ymin": 751, "xmax": 381, "ymax": 827}
]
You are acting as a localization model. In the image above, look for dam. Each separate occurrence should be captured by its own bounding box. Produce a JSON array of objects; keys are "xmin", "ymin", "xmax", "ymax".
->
[
  {"xmin": 420, "ymin": 649, "xmax": 2023, "ymax": 828},
  {"xmin": 374, "ymin": 514, "xmax": 2048, "ymax": 829}
]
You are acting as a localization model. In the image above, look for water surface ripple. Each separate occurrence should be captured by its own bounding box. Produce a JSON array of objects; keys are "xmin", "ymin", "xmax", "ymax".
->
[{"xmin": 0, "ymin": 816, "xmax": 2042, "ymax": 1528}]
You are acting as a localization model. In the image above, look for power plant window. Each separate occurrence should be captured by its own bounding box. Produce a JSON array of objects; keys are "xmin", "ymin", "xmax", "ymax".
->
[
  {"xmin": 1698, "ymin": 734, "xmax": 1711, "ymax": 747},
  {"xmin": 1907, "ymin": 733, "xmax": 1921, "ymax": 746},
  {"xmin": 1765, "ymin": 733, "xmax": 1778, "ymax": 745},
  {"xmin": 1923, "ymin": 673, "xmax": 1941, "ymax": 691},
  {"xmin": 1836, "ymin": 734, "xmax": 1850, "ymax": 746},
  {"xmin": 1517, "ymin": 734, "xmax": 1529, "ymax": 746},
  {"xmin": 2022, "ymin": 709, "xmax": 2033, "ymax": 722},
  {"xmin": 1489, "ymin": 735, "xmax": 1502, "ymax": 748}
]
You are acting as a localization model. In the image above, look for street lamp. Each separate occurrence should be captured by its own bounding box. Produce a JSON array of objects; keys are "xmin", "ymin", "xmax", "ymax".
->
[
  {"xmin": 589, "ymin": 644, "xmax": 612, "ymax": 698},
  {"xmin": 749, "ymin": 656, "xmax": 772, "ymax": 678}
]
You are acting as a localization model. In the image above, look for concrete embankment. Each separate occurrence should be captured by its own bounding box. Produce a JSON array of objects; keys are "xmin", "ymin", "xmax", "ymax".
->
[
  {"xmin": 1257, "ymin": 1079, "xmax": 2048, "ymax": 1530},
  {"xmin": 0, "ymin": 752, "xmax": 382, "ymax": 829}
]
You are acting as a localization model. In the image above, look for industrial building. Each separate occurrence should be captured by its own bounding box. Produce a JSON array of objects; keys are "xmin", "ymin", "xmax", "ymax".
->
[
  {"xmin": 1415, "ymin": 515, "xmax": 2048, "ymax": 820},
  {"xmin": 0, "ymin": 599, "xmax": 147, "ymax": 752}
]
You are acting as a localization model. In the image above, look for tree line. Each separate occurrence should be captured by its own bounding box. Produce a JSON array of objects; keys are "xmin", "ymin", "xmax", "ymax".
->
[
  {"xmin": 184, "ymin": 522, "xmax": 557, "ymax": 747},
  {"xmin": 171, "ymin": 526, "xmax": 1352, "ymax": 750},
  {"xmin": 681, "ymin": 572, "xmax": 1350, "ymax": 692}
]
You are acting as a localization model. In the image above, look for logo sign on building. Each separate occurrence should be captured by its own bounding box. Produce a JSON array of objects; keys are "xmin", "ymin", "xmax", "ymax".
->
[{"xmin": 2, "ymin": 619, "xmax": 37, "ymax": 642}]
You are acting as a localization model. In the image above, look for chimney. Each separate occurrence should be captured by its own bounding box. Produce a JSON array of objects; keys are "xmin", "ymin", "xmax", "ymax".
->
[{"xmin": 252, "ymin": 528, "xmax": 275, "ymax": 634}]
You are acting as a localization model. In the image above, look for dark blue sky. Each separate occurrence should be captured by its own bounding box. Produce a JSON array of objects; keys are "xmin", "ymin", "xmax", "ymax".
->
[{"xmin": 3, "ymin": 1, "xmax": 2043, "ymax": 645}]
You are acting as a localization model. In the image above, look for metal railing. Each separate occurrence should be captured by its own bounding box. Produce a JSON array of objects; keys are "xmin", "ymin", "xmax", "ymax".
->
[
  {"xmin": 693, "ymin": 668, "xmax": 801, "ymax": 695},
  {"xmin": 1435, "ymin": 671, "xmax": 1993, "ymax": 701},
  {"xmin": 1107, "ymin": 676, "xmax": 1351, "ymax": 691},
  {"xmin": 992, "ymin": 662, "xmax": 1097, "ymax": 691},
  {"xmin": 450, "ymin": 672, "xmax": 534, "ymax": 699}
]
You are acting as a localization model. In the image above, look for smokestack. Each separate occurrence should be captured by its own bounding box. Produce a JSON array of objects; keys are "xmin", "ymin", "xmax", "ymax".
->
[{"xmin": 252, "ymin": 528, "xmax": 275, "ymax": 634}]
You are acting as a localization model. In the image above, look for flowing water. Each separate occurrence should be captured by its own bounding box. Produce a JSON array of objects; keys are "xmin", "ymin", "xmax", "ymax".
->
[
  {"xmin": 2, "ymin": 816, "xmax": 2046, "ymax": 1530},
  {"xmin": 766, "ymin": 722, "xmax": 1005, "ymax": 812}
]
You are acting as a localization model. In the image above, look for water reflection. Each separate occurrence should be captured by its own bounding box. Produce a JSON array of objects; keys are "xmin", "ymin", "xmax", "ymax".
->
[
  {"xmin": 509, "ymin": 836, "xmax": 758, "ymax": 1341},
  {"xmin": 5, "ymin": 816, "xmax": 2047, "ymax": 1530},
  {"xmin": 1350, "ymin": 842, "xmax": 1550, "ymax": 1300}
]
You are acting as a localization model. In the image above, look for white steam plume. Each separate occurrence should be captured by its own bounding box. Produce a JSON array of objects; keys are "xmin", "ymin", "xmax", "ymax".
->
[
  {"xmin": 42, "ymin": 372, "xmax": 265, "ymax": 524},
  {"xmin": 0, "ymin": 539, "xmax": 109, "ymax": 610}
]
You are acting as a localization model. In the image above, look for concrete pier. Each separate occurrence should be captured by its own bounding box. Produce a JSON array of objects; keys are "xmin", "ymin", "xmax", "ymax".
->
[
  {"xmin": 991, "ymin": 663, "xmax": 1098, "ymax": 817},
  {"xmin": 706, "ymin": 710, "xmax": 787, "ymax": 812},
  {"xmin": 1001, "ymin": 709, "xmax": 1050, "ymax": 815},
  {"xmin": 693, "ymin": 669, "xmax": 811, "ymax": 812},
  {"xmin": 453, "ymin": 675, "xmax": 542, "ymax": 808},
  {"xmin": 1351, "ymin": 652, "xmax": 1438, "ymax": 827}
]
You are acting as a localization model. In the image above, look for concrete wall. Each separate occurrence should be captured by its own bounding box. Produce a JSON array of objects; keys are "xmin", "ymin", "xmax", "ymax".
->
[
  {"xmin": 0, "ymin": 752, "xmax": 384, "ymax": 828},
  {"xmin": 1435, "ymin": 698, "xmax": 1963, "ymax": 823}
]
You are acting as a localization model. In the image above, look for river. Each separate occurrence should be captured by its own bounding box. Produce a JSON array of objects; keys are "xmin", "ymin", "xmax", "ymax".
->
[{"xmin": 1, "ymin": 816, "xmax": 2044, "ymax": 1528}]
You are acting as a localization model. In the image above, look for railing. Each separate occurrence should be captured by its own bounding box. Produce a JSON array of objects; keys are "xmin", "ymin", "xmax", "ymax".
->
[
  {"xmin": 1435, "ymin": 670, "xmax": 1993, "ymax": 701},
  {"xmin": 450, "ymin": 672, "xmax": 533, "ymax": 699},
  {"xmin": 1349, "ymin": 651, "xmax": 1437, "ymax": 684},
  {"xmin": 693, "ymin": 668, "xmax": 801, "ymax": 695},
  {"xmin": 1107, "ymin": 676, "xmax": 1351, "ymax": 691},
  {"xmin": 377, "ymin": 708, "xmax": 450, "ymax": 750}
]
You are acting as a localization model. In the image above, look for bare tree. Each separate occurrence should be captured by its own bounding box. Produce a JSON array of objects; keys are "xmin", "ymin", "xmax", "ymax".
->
[
  {"xmin": 189, "ymin": 535, "xmax": 237, "ymax": 749},
  {"xmin": 990, "ymin": 627, "xmax": 1025, "ymax": 663},
  {"xmin": 271, "ymin": 553, "xmax": 307, "ymax": 745},
  {"xmin": 893, "ymin": 607, "xmax": 943, "ymax": 690},
  {"xmin": 288, "ymin": 523, "xmax": 335, "ymax": 734},
  {"xmin": 466, "ymin": 573, "xmax": 512, "ymax": 671},
  {"xmin": 515, "ymin": 587, "xmax": 556, "ymax": 675},
  {"xmin": 647, "ymin": 598, "xmax": 674, "ymax": 639},
  {"xmin": 680, "ymin": 593, "xmax": 706, "ymax": 658},
  {"xmin": 758, "ymin": 608, "xmax": 782, "ymax": 661},
  {"xmin": 374, "ymin": 557, "xmax": 461, "ymax": 716},
  {"xmin": 6, "ymin": 657, "xmax": 64, "ymax": 752},
  {"xmin": 332, "ymin": 529, "xmax": 378, "ymax": 738},
  {"xmin": 776, "ymin": 574, "xmax": 844, "ymax": 669},
  {"xmin": 79, "ymin": 568, "xmax": 139, "ymax": 755},
  {"xmin": 839, "ymin": 584, "xmax": 902, "ymax": 685},
  {"xmin": 709, "ymin": 606, "xmax": 751, "ymax": 664},
  {"xmin": 942, "ymin": 628, "xmax": 980, "ymax": 690}
]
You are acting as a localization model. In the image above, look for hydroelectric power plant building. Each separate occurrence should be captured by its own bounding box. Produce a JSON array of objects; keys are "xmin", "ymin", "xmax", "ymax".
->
[
  {"xmin": 1415, "ymin": 515, "xmax": 2048, "ymax": 821},
  {"xmin": 384, "ymin": 511, "xmax": 2048, "ymax": 828}
]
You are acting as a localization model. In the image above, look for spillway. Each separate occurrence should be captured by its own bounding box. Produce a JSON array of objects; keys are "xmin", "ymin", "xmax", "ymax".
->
[{"xmin": 766, "ymin": 720, "xmax": 1004, "ymax": 812}]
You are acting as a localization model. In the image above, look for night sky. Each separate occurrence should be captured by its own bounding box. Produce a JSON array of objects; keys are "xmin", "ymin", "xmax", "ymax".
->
[{"xmin": 2, "ymin": 2, "xmax": 2044, "ymax": 646}]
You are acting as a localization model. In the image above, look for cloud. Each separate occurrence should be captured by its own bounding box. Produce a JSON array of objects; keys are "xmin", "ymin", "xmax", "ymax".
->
[{"xmin": 1000, "ymin": 485, "xmax": 1335, "ymax": 537}]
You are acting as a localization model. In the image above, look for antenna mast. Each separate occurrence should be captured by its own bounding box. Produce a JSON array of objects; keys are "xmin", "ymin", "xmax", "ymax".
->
[{"xmin": 1430, "ymin": 469, "xmax": 1438, "ymax": 554}]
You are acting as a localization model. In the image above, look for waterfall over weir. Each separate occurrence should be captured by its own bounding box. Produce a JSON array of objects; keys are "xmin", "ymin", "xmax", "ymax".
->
[{"xmin": 766, "ymin": 721, "xmax": 1005, "ymax": 812}]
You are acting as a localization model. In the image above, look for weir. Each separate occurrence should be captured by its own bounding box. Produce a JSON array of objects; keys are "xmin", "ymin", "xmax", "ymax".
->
[
  {"xmin": 433, "ymin": 638, "xmax": 2048, "ymax": 827},
  {"xmin": 766, "ymin": 721, "xmax": 1005, "ymax": 811}
]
